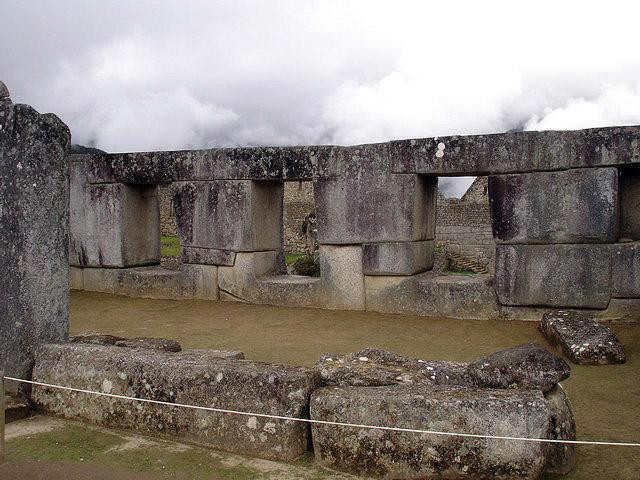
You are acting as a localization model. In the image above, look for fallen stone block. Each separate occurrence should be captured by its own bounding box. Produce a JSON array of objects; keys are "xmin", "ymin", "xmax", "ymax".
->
[
  {"xmin": 540, "ymin": 310, "xmax": 625, "ymax": 365},
  {"xmin": 71, "ymin": 332, "xmax": 125, "ymax": 345},
  {"xmin": 115, "ymin": 337, "xmax": 182, "ymax": 352},
  {"xmin": 543, "ymin": 385, "xmax": 576, "ymax": 475},
  {"xmin": 311, "ymin": 384, "xmax": 557, "ymax": 479},
  {"xmin": 466, "ymin": 343, "xmax": 570, "ymax": 392},
  {"xmin": 314, "ymin": 348, "xmax": 470, "ymax": 387},
  {"xmin": 32, "ymin": 343, "xmax": 318, "ymax": 461}
]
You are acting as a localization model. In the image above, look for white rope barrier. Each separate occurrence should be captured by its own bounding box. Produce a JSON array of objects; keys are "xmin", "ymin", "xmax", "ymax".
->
[{"xmin": 4, "ymin": 376, "xmax": 640, "ymax": 448}]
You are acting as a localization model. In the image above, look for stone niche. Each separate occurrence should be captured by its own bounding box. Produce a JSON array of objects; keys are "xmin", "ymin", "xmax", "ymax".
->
[
  {"xmin": 620, "ymin": 166, "xmax": 640, "ymax": 240},
  {"xmin": 70, "ymin": 157, "xmax": 160, "ymax": 268}
]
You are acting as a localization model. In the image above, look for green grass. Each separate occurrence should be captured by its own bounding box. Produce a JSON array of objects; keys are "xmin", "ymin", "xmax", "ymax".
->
[
  {"xmin": 6, "ymin": 419, "xmax": 348, "ymax": 479},
  {"xmin": 285, "ymin": 252, "xmax": 305, "ymax": 265},
  {"xmin": 161, "ymin": 235, "xmax": 181, "ymax": 257}
]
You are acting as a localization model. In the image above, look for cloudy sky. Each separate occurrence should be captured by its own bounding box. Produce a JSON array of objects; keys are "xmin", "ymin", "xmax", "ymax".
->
[{"xmin": 2, "ymin": 0, "xmax": 640, "ymax": 195}]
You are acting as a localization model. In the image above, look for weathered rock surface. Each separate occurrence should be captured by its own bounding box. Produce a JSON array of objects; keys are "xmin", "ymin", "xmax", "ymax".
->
[
  {"xmin": 489, "ymin": 168, "xmax": 619, "ymax": 244},
  {"xmin": 543, "ymin": 385, "xmax": 577, "ymax": 475},
  {"xmin": 620, "ymin": 167, "xmax": 640, "ymax": 239},
  {"xmin": 391, "ymin": 126, "xmax": 640, "ymax": 175},
  {"xmin": 0, "ymin": 89, "xmax": 71, "ymax": 387},
  {"xmin": 32, "ymin": 343, "xmax": 318, "ymax": 461},
  {"xmin": 114, "ymin": 337, "xmax": 182, "ymax": 352},
  {"xmin": 172, "ymin": 180, "xmax": 283, "ymax": 252},
  {"xmin": 311, "ymin": 384, "xmax": 555, "ymax": 479},
  {"xmin": 540, "ymin": 310, "xmax": 625, "ymax": 365},
  {"xmin": 69, "ymin": 157, "xmax": 160, "ymax": 268},
  {"xmin": 314, "ymin": 348, "xmax": 470, "ymax": 387},
  {"xmin": 466, "ymin": 343, "xmax": 570, "ymax": 392},
  {"xmin": 70, "ymin": 332, "xmax": 125, "ymax": 345},
  {"xmin": 362, "ymin": 241, "xmax": 434, "ymax": 276},
  {"xmin": 495, "ymin": 244, "xmax": 612, "ymax": 308},
  {"xmin": 611, "ymin": 242, "xmax": 640, "ymax": 298}
]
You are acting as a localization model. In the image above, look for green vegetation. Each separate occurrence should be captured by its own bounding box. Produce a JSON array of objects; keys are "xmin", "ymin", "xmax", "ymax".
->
[
  {"xmin": 161, "ymin": 235, "xmax": 181, "ymax": 257},
  {"xmin": 6, "ymin": 419, "xmax": 348, "ymax": 479},
  {"xmin": 285, "ymin": 252, "xmax": 305, "ymax": 265},
  {"xmin": 291, "ymin": 253, "xmax": 321, "ymax": 277}
]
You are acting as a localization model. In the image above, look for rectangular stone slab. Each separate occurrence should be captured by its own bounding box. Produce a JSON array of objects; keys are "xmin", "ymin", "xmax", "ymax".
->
[
  {"xmin": 173, "ymin": 180, "xmax": 283, "ymax": 251},
  {"xmin": 311, "ymin": 384, "xmax": 553, "ymax": 479},
  {"xmin": 32, "ymin": 343, "xmax": 318, "ymax": 461},
  {"xmin": 495, "ymin": 245, "xmax": 612, "ymax": 308},
  {"xmin": 70, "ymin": 161, "xmax": 160, "ymax": 267},
  {"xmin": 391, "ymin": 126, "xmax": 640, "ymax": 175},
  {"xmin": 362, "ymin": 241, "xmax": 434, "ymax": 275},
  {"xmin": 611, "ymin": 242, "xmax": 640, "ymax": 298},
  {"xmin": 489, "ymin": 168, "xmax": 619, "ymax": 244},
  {"xmin": 540, "ymin": 310, "xmax": 626, "ymax": 365},
  {"xmin": 0, "ymin": 100, "xmax": 70, "ymax": 385},
  {"xmin": 315, "ymin": 174, "xmax": 436, "ymax": 244}
]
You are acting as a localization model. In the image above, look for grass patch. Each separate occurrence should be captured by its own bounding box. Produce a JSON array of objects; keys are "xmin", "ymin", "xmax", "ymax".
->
[
  {"xmin": 161, "ymin": 235, "xmax": 181, "ymax": 257},
  {"xmin": 285, "ymin": 252, "xmax": 305, "ymax": 265},
  {"xmin": 443, "ymin": 269, "xmax": 476, "ymax": 276}
]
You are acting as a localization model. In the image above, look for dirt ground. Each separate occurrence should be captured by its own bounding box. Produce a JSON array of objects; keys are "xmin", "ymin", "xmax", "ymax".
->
[{"xmin": 5, "ymin": 290, "xmax": 637, "ymax": 479}]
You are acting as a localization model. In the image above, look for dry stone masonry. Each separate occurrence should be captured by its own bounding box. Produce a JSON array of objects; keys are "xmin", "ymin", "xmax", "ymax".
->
[{"xmin": 66, "ymin": 123, "xmax": 640, "ymax": 320}]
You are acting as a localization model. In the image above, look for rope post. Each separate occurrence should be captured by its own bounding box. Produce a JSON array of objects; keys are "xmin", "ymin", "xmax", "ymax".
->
[{"xmin": 1, "ymin": 371, "xmax": 5, "ymax": 465}]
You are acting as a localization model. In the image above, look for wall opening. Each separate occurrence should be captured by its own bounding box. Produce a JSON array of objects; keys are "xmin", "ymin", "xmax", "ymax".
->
[
  {"xmin": 282, "ymin": 181, "xmax": 320, "ymax": 277},
  {"xmin": 434, "ymin": 176, "xmax": 494, "ymax": 275},
  {"xmin": 158, "ymin": 184, "xmax": 182, "ymax": 270}
]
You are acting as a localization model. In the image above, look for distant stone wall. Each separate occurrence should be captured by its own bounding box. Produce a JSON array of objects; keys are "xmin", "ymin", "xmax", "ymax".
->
[
  {"xmin": 284, "ymin": 181, "xmax": 315, "ymax": 252},
  {"xmin": 435, "ymin": 177, "xmax": 496, "ymax": 273},
  {"xmin": 159, "ymin": 185, "xmax": 178, "ymax": 236}
]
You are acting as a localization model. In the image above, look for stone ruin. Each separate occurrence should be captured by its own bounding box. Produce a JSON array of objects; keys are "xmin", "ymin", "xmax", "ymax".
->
[
  {"xmin": 0, "ymin": 80, "xmax": 637, "ymax": 479},
  {"xmin": 64, "ymin": 110, "xmax": 640, "ymax": 321}
]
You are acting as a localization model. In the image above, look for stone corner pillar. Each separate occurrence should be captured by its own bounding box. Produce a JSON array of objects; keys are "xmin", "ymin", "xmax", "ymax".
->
[{"xmin": 0, "ymin": 82, "xmax": 71, "ymax": 389}]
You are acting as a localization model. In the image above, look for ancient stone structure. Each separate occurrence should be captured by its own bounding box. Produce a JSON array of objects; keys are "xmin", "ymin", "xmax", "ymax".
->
[
  {"xmin": 68, "ymin": 125, "xmax": 640, "ymax": 320},
  {"xmin": 31, "ymin": 341, "xmax": 576, "ymax": 478},
  {"xmin": 0, "ymin": 82, "xmax": 71, "ymax": 387}
]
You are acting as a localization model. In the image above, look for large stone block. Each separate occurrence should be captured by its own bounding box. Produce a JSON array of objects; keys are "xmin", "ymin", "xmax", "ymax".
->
[
  {"xmin": 70, "ymin": 160, "xmax": 160, "ymax": 267},
  {"xmin": 620, "ymin": 167, "xmax": 640, "ymax": 240},
  {"xmin": 311, "ymin": 384, "xmax": 555, "ymax": 479},
  {"xmin": 365, "ymin": 272, "xmax": 500, "ymax": 320},
  {"xmin": 489, "ymin": 168, "xmax": 619, "ymax": 244},
  {"xmin": 315, "ymin": 144, "xmax": 437, "ymax": 243},
  {"xmin": 495, "ymin": 245, "xmax": 612, "ymax": 308},
  {"xmin": 318, "ymin": 245, "xmax": 366, "ymax": 310},
  {"xmin": 32, "ymin": 343, "xmax": 318, "ymax": 461},
  {"xmin": 173, "ymin": 180, "xmax": 283, "ymax": 251},
  {"xmin": 79, "ymin": 264, "xmax": 218, "ymax": 300},
  {"xmin": 391, "ymin": 126, "xmax": 640, "ymax": 175},
  {"xmin": 611, "ymin": 242, "xmax": 640, "ymax": 298},
  {"xmin": 0, "ymin": 94, "xmax": 71, "ymax": 384},
  {"xmin": 218, "ymin": 251, "xmax": 283, "ymax": 301},
  {"xmin": 362, "ymin": 240, "xmax": 434, "ymax": 275}
]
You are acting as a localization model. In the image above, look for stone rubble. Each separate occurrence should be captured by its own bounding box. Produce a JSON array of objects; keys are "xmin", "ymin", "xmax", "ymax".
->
[{"xmin": 540, "ymin": 310, "xmax": 626, "ymax": 365}]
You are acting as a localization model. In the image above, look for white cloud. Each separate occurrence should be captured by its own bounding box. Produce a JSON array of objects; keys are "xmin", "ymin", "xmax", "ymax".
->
[{"xmin": 525, "ymin": 83, "xmax": 640, "ymax": 131}]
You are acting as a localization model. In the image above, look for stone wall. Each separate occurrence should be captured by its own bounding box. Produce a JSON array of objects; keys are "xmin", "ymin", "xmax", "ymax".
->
[
  {"xmin": 159, "ymin": 185, "xmax": 178, "ymax": 236},
  {"xmin": 0, "ymin": 82, "xmax": 71, "ymax": 386},
  {"xmin": 68, "ymin": 126, "xmax": 640, "ymax": 320}
]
